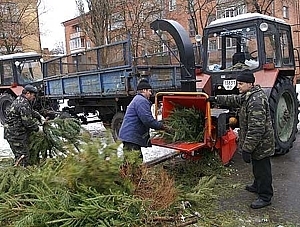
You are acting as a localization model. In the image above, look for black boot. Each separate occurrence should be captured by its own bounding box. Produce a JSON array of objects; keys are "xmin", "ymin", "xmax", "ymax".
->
[
  {"xmin": 245, "ymin": 184, "xmax": 258, "ymax": 193},
  {"xmin": 250, "ymin": 198, "xmax": 271, "ymax": 209},
  {"xmin": 14, "ymin": 155, "xmax": 29, "ymax": 167}
]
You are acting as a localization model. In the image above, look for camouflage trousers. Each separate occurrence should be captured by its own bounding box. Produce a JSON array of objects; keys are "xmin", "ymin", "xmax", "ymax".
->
[{"xmin": 7, "ymin": 141, "xmax": 29, "ymax": 167}]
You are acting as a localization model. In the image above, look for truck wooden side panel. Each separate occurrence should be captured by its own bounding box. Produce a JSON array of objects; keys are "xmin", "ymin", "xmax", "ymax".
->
[{"xmin": 43, "ymin": 39, "xmax": 183, "ymax": 99}]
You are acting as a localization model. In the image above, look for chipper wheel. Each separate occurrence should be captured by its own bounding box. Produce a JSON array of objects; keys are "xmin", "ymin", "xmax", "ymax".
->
[
  {"xmin": 269, "ymin": 77, "xmax": 299, "ymax": 155},
  {"xmin": 0, "ymin": 93, "xmax": 15, "ymax": 125},
  {"xmin": 111, "ymin": 112, "xmax": 124, "ymax": 142}
]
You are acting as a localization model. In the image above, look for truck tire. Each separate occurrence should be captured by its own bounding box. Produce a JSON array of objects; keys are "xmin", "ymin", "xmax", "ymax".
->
[
  {"xmin": 269, "ymin": 77, "xmax": 299, "ymax": 155},
  {"xmin": 0, "ymin": 94, "xmax": 15, "ymax": 125},
  {"xmin": 111, "ymin": 112, "xmax": 124, "ymax": 142}
]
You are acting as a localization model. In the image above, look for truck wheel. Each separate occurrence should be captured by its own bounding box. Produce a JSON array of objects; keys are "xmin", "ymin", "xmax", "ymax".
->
[
  {"xmin": 0, "ymin": 94, "xmax": 15, "ymax": 125},
  {"xmin": 269, "ymin": 77, "xmax": 299, "ymax": 155},
  {"xmin": 111, "ymin": 112, "xmax": 124, "ymax": 142}
]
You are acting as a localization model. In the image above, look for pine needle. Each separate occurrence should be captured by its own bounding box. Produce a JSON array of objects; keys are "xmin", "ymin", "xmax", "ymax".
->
[{"xmin": 156, "ymin": 106, "xmax": 205, "ymax": 143}]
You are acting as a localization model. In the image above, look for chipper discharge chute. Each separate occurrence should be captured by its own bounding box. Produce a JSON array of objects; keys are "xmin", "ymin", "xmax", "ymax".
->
[{"xmin": 151, "ymin": 92, "xmax": 237, "ymax": 165}]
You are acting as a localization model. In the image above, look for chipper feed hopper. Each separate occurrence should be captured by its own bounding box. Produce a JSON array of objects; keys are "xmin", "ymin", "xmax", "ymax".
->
[{"xmin": 151, "ymin": 92, "xmax": 237, "ymax": 165}]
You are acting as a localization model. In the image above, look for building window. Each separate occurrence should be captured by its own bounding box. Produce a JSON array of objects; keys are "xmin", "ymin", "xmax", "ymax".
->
[
  {"xmin": 72, "ymin": 25, "xmax": 81, "ymax": 33},
  {"xmin": 217, "ymin": 37, "xmax": 236, "ymax": 49},
  {"xmin": 69, "ymin": 38, "xmax": 85, "ymax": 50},
  {"xmin": 283, "ymin": 6, "xmax": 289, "ymax": 19},
  {"xmin": 169, "ymin": 0, "xmax": 176, "ymax": 11},
  {"xmin": 216, "ymin": 5, "xmax": 246, "ymax": 19},
  {"xmin": 225, "ymin": 8, "xmax": 234, "ymax": 18},
  {"xmin": 0, "ymin": 2, "xmax": 19, "ymax": 22},
  {"xmin": 140, "ymin": 29, "xmax": 146, "ymax": 38},
  {"xmin": 208, "ymin": 40, "xmax": 217, "ymax": 50},
  {"xmin": 86, "ymin": 41, "xmax": 91, "ymax": 49},
  {"xmin": 139, "ymin": 12, "xmax": 144, "ymax": 19},
  {"xmin": 111, "ymin": 12, "xmax": 125, "ymax": 30}
]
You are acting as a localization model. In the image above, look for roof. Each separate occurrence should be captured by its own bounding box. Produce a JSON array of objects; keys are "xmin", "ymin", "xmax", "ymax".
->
[
  {"xmin": 0, "ymin": 52, "xmax": 41, "ymax": 61},
  {"xmin": 208, "ymin": 13, "xmax": 288, "ymax": 28}
]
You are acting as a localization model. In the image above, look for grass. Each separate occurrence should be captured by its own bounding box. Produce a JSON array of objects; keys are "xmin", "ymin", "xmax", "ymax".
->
[{"xmin": 160, "ymin": 151, "xmax": 300, "ymax": 226}]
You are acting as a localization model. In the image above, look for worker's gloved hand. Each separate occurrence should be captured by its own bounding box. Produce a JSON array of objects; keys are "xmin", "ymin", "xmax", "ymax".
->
[
  {"xmin": 38, "ymin": 125, "xmax": 44, "ymax": 133},
  {"xmin": 162, "ymin": 124, "xmax": 173, "ymax": 133},
  {"xmin": 241, "ymin": 150, "xmax": 251, "ymax": 163},
  {"xmin": 40, "ymin": 116, "xmax": 46, "ymax": 125},
  {"xmin": 207, "ymin": 96, "xmax": 217, "ymax": 103}
]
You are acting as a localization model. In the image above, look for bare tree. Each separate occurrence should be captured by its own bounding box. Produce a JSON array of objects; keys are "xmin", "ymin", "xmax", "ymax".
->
[
  {"xmin": 75, "ymin": 0, "xmax": 113, "ymax": 46},
  {"xmin": 186, "ymin": 0, "xmax": 218, "ymax": 35},
  {"xmin": 245, "ymin": 0, "xmax": 293, "ymax": 15},
  {"xmin": 50, "ymin": 41, "xmax": 65, "ymax": 55},
  {"xmin": 119, "ymin": 0, "xmax": 164, "ymax": 59},
  {"xmin": 75, "ymin": 0, "xmax": 164, "ymax": 60},
  {"xmin": 0, "ymin": 0, "xmax": 41, "ymax": 54}
]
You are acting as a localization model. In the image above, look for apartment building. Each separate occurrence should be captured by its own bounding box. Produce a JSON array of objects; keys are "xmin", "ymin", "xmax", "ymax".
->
[
  {"xmin": 0, "ymin": 0, "xmax": 41, "ymax": 55},
  {"xmin": 62, "ymin": 16, "xmax": 93, "ymax": 55}
]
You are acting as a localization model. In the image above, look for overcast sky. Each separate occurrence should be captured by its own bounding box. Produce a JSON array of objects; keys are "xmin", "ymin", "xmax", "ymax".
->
[{"xmin": 39, "ymin": 0, "xmax": 79, "ymax": 50}]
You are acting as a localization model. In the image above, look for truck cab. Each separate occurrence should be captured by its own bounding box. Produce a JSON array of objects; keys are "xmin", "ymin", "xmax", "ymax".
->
[
  {"xmin": 0, "ymin": 52, "xmax": 43, "ymax": 86},
  {"xmin": 0, "ymin": 52, "xmax": 44, "ymax": 124}
]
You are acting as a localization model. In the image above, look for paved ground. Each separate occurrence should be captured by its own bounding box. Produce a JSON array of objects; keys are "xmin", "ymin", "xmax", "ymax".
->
[{"xmin": 220, "ymin": 131, "xmax": 300, "ymax": 225}]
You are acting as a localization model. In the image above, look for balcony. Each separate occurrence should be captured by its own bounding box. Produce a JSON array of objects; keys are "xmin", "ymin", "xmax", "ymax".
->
[
  {"xmin": 70, "ymin": 31, "xmax": 85, "ymax": 39},
  {"xmin": 70, "ymin": 47, "xmax": 86, "ymax": 54}
]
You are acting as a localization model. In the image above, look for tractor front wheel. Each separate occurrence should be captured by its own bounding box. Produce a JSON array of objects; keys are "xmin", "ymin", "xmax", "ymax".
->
[
  {"xmin": 269, "ymin": 77, "xmax": 299, "ymax": 155},
  {"xmin": 0, "ymin": 93, "xmax": 15, "ymax": 125}
]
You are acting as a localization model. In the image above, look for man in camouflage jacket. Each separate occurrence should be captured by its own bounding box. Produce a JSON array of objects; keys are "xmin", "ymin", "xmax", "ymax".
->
[
  {"xmin": 4, "ymin": 85, "xmax": 43, "ymax": 166},
  {"xmin": 209, "ymin": 71, "xmax": 274, "ymax": 209}
]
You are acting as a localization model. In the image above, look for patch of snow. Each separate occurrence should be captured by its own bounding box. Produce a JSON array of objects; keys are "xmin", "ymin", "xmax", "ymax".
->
[{"xmin": 0, "ymin": 125, "xmax": 14, "ymax": 159}]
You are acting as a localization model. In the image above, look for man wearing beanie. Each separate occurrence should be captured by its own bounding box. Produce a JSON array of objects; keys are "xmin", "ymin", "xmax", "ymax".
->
[
  {"xmin": 208, "ymin": 71, "xmax": 274, "ymax": 209},
  {"xmin": 4, "ymin": 85, "xmax": 45, "ymax": 167},
  {"xmin": 119, "ymin": 79, "xmax": 165, "ymax": 162}
]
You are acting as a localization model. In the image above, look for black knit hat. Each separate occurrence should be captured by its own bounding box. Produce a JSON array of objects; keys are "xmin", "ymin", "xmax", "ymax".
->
[
  {"xmin": 236, "ymin": 72, "xmax": 255, "ymax": 83},
  {"xmin": 24, "ymin": 84, "xmax": 38, "ymax": 93},
  {"xmin": 137, "ymin": 80, "xmax": 152, "ymax": 90}
]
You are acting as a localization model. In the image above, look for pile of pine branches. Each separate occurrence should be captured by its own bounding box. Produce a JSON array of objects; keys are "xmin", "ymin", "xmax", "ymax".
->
[
  {"xmin": 28, "ymin": 118, "xmax": 90, "ymax": 165},
  {"xmin": 0, "ymin": 137, "xmax": 183, "ymax": 226},
  {"xmin": 0, "ymin": 118, "xmax": 227, "ymax": 226},
  {"xmin": 157, "ymin": 106, "xmax": 205, "ymax": 143}
]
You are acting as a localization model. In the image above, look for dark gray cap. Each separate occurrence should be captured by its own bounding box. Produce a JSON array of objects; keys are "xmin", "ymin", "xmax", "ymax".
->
[
  {"xmin": 137, "ymin": 79, "xmax": 152, "ymax": 90},
  {"xmin": 24, "ymin": 84, "xmax": 38, "ymax": 93},
  {"xmin": 236, "ymin": 72, "xmax": 255, "ymax": 83}
]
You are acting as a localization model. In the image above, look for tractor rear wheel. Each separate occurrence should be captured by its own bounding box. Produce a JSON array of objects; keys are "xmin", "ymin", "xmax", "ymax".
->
[
  {"xmin": 0, "ymin": 93, "xmax": 15, "ymax": 125},
  {"xmin": 111, "ymin": 112, "xmax": 124, "ymax": 142},
  {"xmin": 269, "ymin": 77, "xmax": 299, "ymax": 155}
]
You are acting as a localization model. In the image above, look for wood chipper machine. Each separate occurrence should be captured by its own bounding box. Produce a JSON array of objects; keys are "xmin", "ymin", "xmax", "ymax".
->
[
  {"xmin": 151, "ymin": 92, "xmax": 237, "ymax": 165},
  {"xmin": 148, "ymin": 19, "xmax": 239, "ymax": 165}
]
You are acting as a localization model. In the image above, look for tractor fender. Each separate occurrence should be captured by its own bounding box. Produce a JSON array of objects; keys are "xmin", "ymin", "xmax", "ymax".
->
[
  {"xmin": 196, "ymin": 73, "xmax": 212, "ymax": 94},
  {"xmin": 0, "ymin": 85, "xmax": 24, "ymax": 97},
  {"xmin": 254, "ymin": 69, "xmax": 279, "ymax": 97}
]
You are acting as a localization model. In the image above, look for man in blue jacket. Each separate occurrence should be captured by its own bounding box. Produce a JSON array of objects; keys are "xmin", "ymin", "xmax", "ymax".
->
[{"xmin": 119, "ymin": 79, "xmax": 164, "ymax": 160}]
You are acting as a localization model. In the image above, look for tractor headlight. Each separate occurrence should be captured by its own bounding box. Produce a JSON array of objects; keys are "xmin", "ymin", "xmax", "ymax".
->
[{"xmin": 259, "ymin": 22, "xmax": 269, "ymax": 32}]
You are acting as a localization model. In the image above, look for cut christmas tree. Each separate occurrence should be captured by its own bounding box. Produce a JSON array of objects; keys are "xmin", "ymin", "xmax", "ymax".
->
[{"xmin": 158, "ymin": 106, "xmax": 205, "ymax": 143}]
